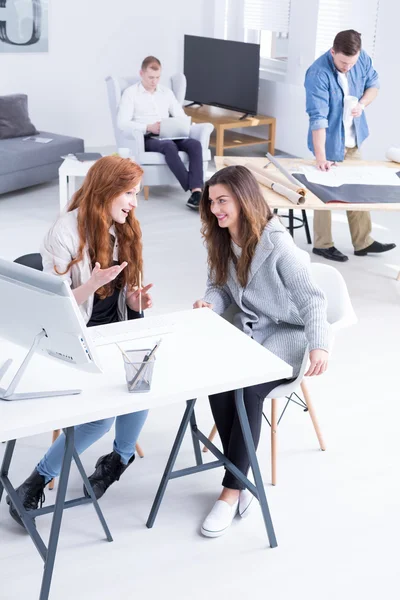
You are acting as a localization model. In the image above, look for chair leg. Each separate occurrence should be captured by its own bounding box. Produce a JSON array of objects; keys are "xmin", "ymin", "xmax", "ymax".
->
[
  {"xmin": 48, "ymin": 430, "xmax": 61, "ymax": 490},
  {"xmin": 135, "ymin": 443, "xmax": 144, "ymax": 458},
  {"xmin": 144, "ymin": 186, "xmax": 149, "ymax": 201},
  {"xmin": 300, "ymin": 381, "xmax": 326, "ymax": 451},
  {"xmin": 288, "ymin": 210, "xmax": 294, "ymax": 237},
  {"xmin": 271, "ymin": 398, "xmax": 278, "ymax": 486},
  {"xmin": 302, "ymin": 210, "xmax": 312, "ymax": 244},
  {"xmin": 202, "ymin": 423, "xmax": 217, "ymax": 452}
]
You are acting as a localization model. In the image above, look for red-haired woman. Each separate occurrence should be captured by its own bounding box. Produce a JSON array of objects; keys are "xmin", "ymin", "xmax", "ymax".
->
[{"xmin": 7, "ymin": 156, "xmax": 152, "ymax": 527}]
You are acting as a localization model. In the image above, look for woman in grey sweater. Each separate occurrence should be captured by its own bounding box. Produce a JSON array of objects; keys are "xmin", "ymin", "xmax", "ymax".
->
[{"xmin": 193, "ymin": 165, "xmax": 330, "ymax": 538}]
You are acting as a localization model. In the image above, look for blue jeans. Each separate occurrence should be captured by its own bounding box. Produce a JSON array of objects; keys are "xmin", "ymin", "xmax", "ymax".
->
[{"xmin": 36, "ymin": 410, "xmax": 148, "ymax": 483}]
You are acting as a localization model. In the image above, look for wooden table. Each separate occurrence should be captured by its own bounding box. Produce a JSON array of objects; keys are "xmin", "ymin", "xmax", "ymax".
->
[
  {"xmin": 215, "ymin": 156, "xmax": 400, "ymax": 280},
  {"xmin": 185, "ymin": 105, "xmax": 275, "ymax": 156},
  {"xmin": 215, "ymin": 156, "xmax": 400, "ymax": 212}
]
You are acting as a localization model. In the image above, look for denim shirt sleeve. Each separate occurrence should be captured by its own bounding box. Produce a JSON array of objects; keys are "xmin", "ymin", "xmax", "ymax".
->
[
  {"xmin": 363, "ymin": 53, "xmax": 380, "ymax": 90},
  {"xmin": 305, "ymin": 70, "xmax": 330, "ymax": 130}
]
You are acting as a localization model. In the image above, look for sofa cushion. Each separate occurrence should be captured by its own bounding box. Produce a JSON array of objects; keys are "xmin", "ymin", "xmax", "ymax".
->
[
  {"xmin": 0, "ymin": 131, "xmax": 84, "ymax": 176},
  {"xmin": 0, "ymin": 94, "xmax": 38, "ymax": 140}
]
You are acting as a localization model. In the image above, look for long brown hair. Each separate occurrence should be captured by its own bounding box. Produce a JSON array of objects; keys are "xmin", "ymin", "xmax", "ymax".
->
[
  {"xmin": 59, "ymin": 156, "xmax": 144, "ymax": 299},
  {"xmin": 200, "ymin": 165, "xmax": 272, "ymax": 288}
]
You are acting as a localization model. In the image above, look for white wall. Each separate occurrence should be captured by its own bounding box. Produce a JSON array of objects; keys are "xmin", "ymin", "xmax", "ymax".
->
[
  {"xmin": 256, "ymin": 0, "xmax": 320, "ymax": 158},
  {"xmin": 1, "ymin": 0, "xmax": 212, "ymax": 147},
  {"xmin": 363, "ymin": 1, "xmax": 400, "ymax": 159}
]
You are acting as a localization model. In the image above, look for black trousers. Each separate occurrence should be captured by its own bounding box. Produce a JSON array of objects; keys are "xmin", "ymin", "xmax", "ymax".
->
[
  {"xmin": 144, "ymin": 137, "xmax": 203, "ymax": 191},
  {"xmin": 209, "ymin": 378, "xmax": 290, "ymax": 490}
]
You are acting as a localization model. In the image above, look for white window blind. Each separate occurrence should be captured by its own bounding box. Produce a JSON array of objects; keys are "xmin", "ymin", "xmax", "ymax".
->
[
  {"xmin": 315, "ymin": 0, "xmax": 380, "ymax": 58},
  {"xmin": 244, "ymin": 0, "xmax": 291, "ymax": 35}
]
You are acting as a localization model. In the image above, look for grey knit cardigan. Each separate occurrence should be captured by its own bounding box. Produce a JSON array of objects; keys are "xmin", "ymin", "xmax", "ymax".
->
[{"xmin": 203, "ymin": 217, "xmax": 330, "ymax": 376}]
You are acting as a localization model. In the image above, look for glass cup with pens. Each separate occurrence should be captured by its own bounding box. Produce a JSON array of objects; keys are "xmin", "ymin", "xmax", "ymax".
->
[{"xmin": 117, "ymin": 340, "xmax": 161, "ymax": 393}]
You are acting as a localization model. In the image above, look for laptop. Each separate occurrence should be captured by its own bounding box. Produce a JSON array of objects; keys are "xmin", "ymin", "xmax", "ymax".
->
[{"xmin": 158, "ymin": 116, "xmax": 191, "ymax": 140}]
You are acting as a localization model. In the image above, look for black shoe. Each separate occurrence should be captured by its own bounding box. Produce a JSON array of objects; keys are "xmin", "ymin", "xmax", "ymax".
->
[
  {"xmin": 312, "ymin": 246, "xmax": 349, "ymax": 262},
  {"xmin": 84, "ymin": 450, "xmax": 135, "ymax": 500},
  {"xmin": 186, "ymin": 191, "xmax": 202, "ymax": 210},
  {"xmin": 354, "ymin": 241, "xmax": 396, "ymax": 256},
  {"xmin": 5, "ymin": 469, "xmax": 47, "ymax": 528}
]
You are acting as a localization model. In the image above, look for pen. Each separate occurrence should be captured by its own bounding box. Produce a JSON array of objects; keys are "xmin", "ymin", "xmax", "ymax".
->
[{"xmin": 129, "ymin": 339, "xmax": 162, "ymax": 391}]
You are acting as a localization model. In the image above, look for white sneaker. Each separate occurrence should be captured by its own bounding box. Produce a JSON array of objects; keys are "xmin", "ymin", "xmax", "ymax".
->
[
  {"xmin": 201, "ymin": 500, "xmax": 239, "ymax": 538},
  {"xmin": 238, "ymin": 488, "xmax": 256, "ymax": 519}
]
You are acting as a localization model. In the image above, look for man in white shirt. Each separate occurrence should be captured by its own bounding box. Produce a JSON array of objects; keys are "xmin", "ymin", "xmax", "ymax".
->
[
  {"xmin": 117, "ymin": 56, "xmax": 203, "ymax": 210},
  {"xmin": 305, "ymin": 30, "xmax": 395, "ymax": 262}
]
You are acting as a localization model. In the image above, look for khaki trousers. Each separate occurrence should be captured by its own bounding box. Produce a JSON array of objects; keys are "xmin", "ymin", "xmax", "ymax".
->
[{"xmin": 313, "ymin": 147, "xmax": 374, "ymax": 251}]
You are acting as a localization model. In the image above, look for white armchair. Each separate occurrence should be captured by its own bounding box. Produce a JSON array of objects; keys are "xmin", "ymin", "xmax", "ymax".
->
[{"xmin": 105, "ymin": 74, "xmax": 213, "ymax": 198}]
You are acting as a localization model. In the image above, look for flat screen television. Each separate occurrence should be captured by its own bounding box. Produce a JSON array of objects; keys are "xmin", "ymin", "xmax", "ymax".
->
[{"xmin": 184, "ymin": 35, "xmax": 260, "ymax": 116}]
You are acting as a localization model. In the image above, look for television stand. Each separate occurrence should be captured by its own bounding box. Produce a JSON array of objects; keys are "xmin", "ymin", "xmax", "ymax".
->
[
  {"xmin": 184, "ymin": 104, "xmax": 275, "ymax": 156},
  {"xmin": 185, "ymin": 101, "xmax": 203, "ymax": 108}
]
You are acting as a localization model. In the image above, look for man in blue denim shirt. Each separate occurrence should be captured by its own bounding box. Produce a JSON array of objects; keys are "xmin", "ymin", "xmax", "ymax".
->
[{"xmin": 305, "ymin": 30, "xmax": 395, "ymax": 262}]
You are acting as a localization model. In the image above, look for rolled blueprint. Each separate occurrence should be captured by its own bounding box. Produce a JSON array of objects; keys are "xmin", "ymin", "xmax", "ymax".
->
[
  {"xmin": 222, "ymin": 158, "xmax": 305, "ymax": 205},
  {"xmin": 244, "ymin": 163, "xmax": 307, "ymax": 196},
  {"xmin": 252, "ymin": 172, "xmax": 305, "ymax": 205}
]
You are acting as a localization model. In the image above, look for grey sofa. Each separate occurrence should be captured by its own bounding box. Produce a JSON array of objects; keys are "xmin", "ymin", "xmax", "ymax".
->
[{"xmin": 0, "ymin": 131, "xmax": 84, "ymax": 195}]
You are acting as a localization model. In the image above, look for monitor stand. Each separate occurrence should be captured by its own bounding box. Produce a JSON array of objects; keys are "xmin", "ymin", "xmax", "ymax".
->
[
  {"xmin": 0, "ymin": 330, "xmax": 82, "ymax": 401},
  {"xmin": 239, "ymin": 113, "xmax": 250, "ymax": 120},
  {"xmin": 185, "ymin": 101, "xmax": 203, "ymax": 108}
]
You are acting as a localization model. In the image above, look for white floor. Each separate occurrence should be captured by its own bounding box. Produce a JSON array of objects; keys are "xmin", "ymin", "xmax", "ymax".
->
[{"xmin": 1, "ymin": 158, "xmax": 400, "ymax": 600}]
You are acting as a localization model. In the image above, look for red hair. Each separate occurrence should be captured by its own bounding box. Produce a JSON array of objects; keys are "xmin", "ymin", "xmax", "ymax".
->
[{"xmin": 60, "ymin": 156, "xmax": 144, "ymax": 299}]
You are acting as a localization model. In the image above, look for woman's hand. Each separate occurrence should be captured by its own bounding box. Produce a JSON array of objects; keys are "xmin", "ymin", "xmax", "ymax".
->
[
  {"xmin": 304, "ymin": 349, "xmax": 329, "ymax": 377},
  {"xmin": 193, "ymin": 300, "xmax": 213, "ymax": 309},
  {"xmin": 89, "ymin": 261, "xmax": 128, "ymax": 292},
  {"xmin": 126, "ymin": 283, "xmax": 153, "ymax": 312}
]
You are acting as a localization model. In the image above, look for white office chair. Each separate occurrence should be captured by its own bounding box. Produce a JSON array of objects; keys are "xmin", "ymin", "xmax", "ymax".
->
[
  {"xmin": 105, "ymin": 74, "xmax": 213, "ymax": 199},
  {"xmin": 204, "ymin": 263, "xmax": 357, "ymax": 485}
]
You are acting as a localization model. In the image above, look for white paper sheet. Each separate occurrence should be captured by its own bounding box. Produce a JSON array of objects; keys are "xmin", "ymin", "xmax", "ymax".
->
[
  {"xmin": 296, "ymin": 166, "xmax": 400, "ymax": 187},
  {"xmin": 22, "ymin": 136, "xmax": 53, "ymax": 144}
]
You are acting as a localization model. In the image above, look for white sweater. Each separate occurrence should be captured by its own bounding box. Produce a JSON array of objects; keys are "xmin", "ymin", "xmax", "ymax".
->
[{"xmin": 40, "ymin": 209, "xmax": 128, "ymax": 323}]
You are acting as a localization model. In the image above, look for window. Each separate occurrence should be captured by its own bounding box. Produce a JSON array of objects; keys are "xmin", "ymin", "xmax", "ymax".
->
[
  {"xmin": 315, "ymin": 0, "xmax": 380, "ymax": 59},
  {"xmin": 244, "ymin": 0, "xmax": 291, "ymax": 70}
]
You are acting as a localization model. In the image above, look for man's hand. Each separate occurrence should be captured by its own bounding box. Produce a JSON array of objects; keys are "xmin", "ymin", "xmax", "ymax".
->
[
  {"xmin": 146, "ymin": 122, "xmax": 160, "ymax": 135},
  {"xmin": 316, "ymin": 159, "xmax": 336, "ymax": 172},
  {"xmin": 89, "ymin": 262, "xmax": 128, "ymax": 292},
  {"xmin": 304, "ymin": 349, "xmax": 329, "ymax": 377},
  {"xmin": 351, "ymin": 103, "xmax": 364, "ymax": 118},
  {"xmin": 193, "ymin": 300, "xmax": 213, "ymax": 309},
  {"xmin": 126, "ymin": 283, "xmax": 153, "ymax": 312}
]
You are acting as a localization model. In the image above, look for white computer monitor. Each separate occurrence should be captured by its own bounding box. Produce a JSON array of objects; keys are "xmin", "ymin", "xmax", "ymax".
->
[{"xmin": 0, "ymin": 258, "xmax": 102, "ymax": 401}]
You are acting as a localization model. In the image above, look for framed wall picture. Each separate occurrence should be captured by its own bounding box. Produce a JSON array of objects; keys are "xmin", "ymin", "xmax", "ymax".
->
[{"xmin": 0, "ymin": 0, "xmax": 49, "ymax": 53}]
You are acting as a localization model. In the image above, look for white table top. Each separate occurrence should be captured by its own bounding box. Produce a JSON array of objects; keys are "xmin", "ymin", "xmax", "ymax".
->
[{"xmin": 0, "ymin": 309, "xmax": 292, "ymax": 442}]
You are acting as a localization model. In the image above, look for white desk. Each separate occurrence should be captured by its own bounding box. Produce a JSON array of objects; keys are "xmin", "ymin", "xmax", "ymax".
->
[
  {"xmin": 0, "ymin": 309, "xmax": 292, "ymax": 600},
  {"xmin": 58, "ymin": 158, "xmax": 96, "ymax": 211}
]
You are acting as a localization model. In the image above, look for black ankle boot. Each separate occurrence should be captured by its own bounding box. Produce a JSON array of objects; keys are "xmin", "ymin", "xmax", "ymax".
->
[
  {"xmin": 84, "ymin": 451, "xmax": 135, "ymax": 500},
  {"xmin": 6, "ymin": 468, "xmax": 47, "ymax": 528}
]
